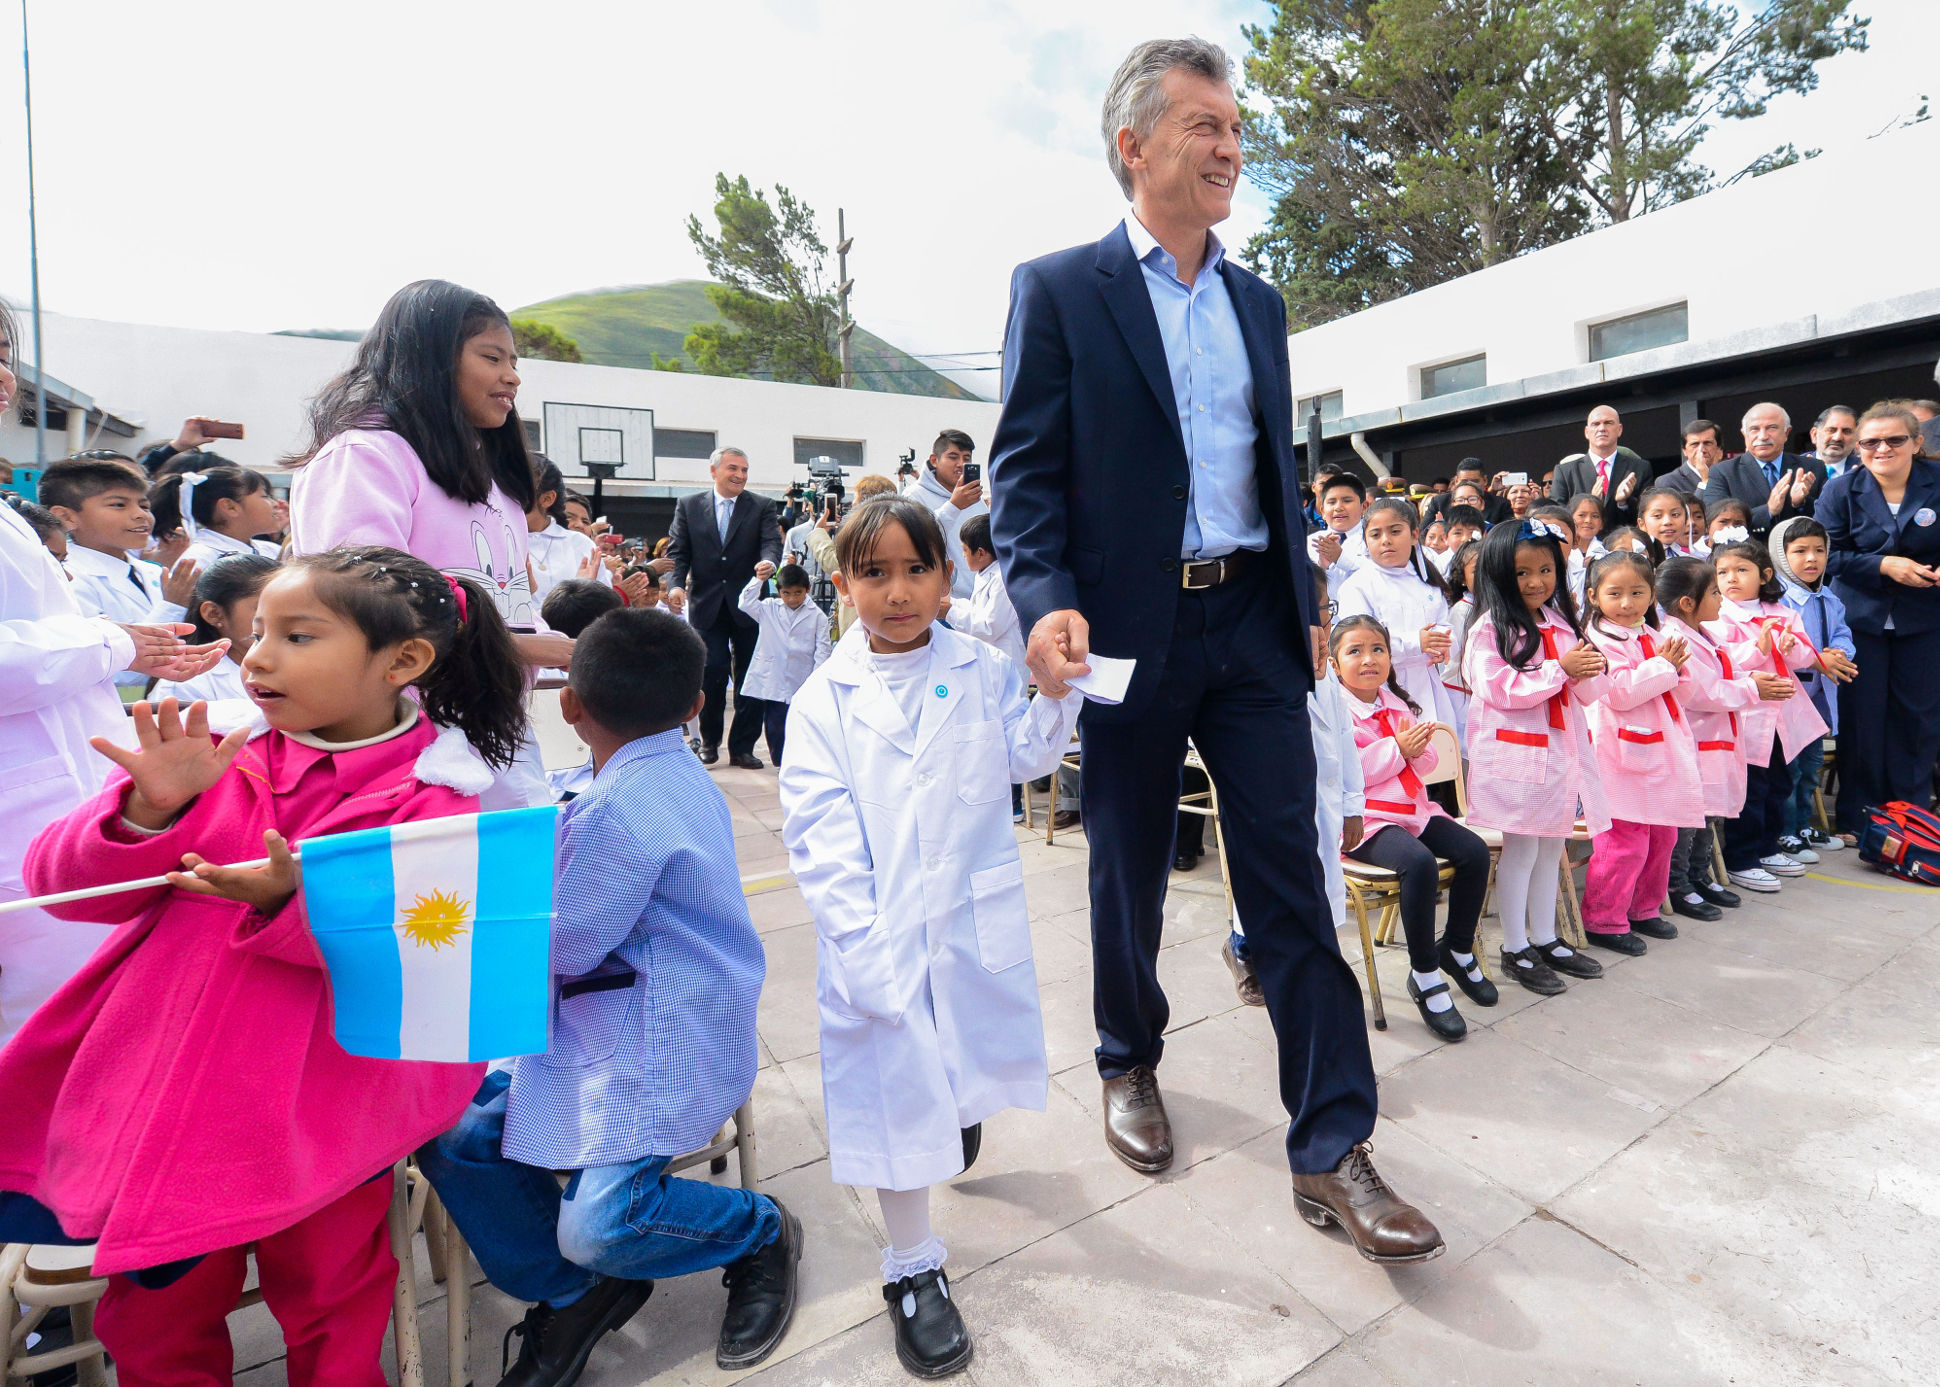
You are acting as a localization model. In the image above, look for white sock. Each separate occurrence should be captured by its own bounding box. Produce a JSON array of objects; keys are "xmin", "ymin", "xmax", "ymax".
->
[
  {"xmin": 1448, "ymin": 949, "xmax": 1483, "ymax": 981},
  {"xmin": 877, "ymin": 1186, "xmax": 946, "ymax": 1283},
  {"xmin": 1411, "ymin": 968, "xmax": 1453, "ymax": 1012},
  {"xmin": 1495, "ymin": 833, "xmax": 1539, "ymax": 953},
  {"xmin": 1522, "ymin": 836, "xmax": 1567, "ymax": 948}
]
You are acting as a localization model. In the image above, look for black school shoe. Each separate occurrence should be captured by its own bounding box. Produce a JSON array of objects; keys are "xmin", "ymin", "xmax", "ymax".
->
[
  {"xmin": 1670, "ymin": 892, "xmax": 1723, "ymax": 921},
  {"xmin": 1500, "ymin": 946, "xmax": 1567, "ymax": 996},
  {"xmin": 1631, "ymin": 915, "xmax": 1678, "ymax": 940},
  {"xmin": 717, "ymin": 1201, "xmax": 803, "ymax": 1370},
  {"xmin": 498, "ymin": 1277, "xmax": 654, "ymax": 1387},
  {"xmin": 960, "ymin": 1123, "xmax": 982, "ymax": 1174},
  {"xmin": 885, "ymin": 1269, "xmax": 974, "ymax": 1378},
  {"xmin": 1437, "ymin": 941, "xmax": 1499, "ymax": 1006},
  {"xmin": 1534, "ymin": 938, "xmax": 1604, "ymax": 979},
  {"xmin": 1407, "ymin": 975, "xmax": 1467, "ymax": 1041},
  {"xmin": 1588, "ymin": 930, "xmax": 1648, "ymax": 956},
  {"xmin": 1698, "ymin": 881, "xmax": 1742, "ymax": 909}
]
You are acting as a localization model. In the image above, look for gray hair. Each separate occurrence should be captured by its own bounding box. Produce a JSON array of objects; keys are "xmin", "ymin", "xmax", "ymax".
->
[
  {"xmin": 708, "ymin": 446, "xmax": 749, "ymax": 468},
  {"xmin": 1101, "ymin": 37, "xmax": 1233, "ymax": 199},
  {"xmin": 1742, "ymin": 402, "xmax": 1791, "ymax": 431}
]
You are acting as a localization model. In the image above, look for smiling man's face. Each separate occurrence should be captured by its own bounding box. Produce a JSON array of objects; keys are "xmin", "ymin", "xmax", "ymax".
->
[{"xmin": 1123, "ymin": 67, "xmax": 1241, "ymax": 233}]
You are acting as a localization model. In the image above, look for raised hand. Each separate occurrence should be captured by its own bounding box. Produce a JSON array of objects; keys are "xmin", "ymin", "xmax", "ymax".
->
[
  {"xmin": 160, "ymin": 557, "xmax": 203, "ymax": 608},
  {"xmin": 754, "ymin": 560, "xmax": 777, "ymax": 580},
  {"xmin": 1657, "ymin": 634, "xmax": 1690, "ymax": 670},
  {"xmin": 168, "ymin": 829, "xmax": 300, "ymax": 916},
  {"xmin": 91, "ymin": 698, "xmax": 251, "ymax": 828},
  {"xmin": 1395, "ymin": 720, "xmax": 1434, "ymax": 759},
  {"xmin": 1560, "ymin": 644, "xmax": 1604, "ymax": 679},
  {"xmin": 1419, "ymin": 625, "xmax": 1452, "ymax": 663}
]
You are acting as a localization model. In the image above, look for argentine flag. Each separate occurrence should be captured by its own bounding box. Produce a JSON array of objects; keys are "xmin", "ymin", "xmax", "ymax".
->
[{"xmin": 305, "ymin": 807, "xmax": 555, "ymax": 1062}]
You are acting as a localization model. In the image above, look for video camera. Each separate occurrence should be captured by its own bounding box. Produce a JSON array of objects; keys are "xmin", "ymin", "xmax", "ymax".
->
[{"xmin": 793, "ymin": 454, "xmax": 849, "ymax": 522}]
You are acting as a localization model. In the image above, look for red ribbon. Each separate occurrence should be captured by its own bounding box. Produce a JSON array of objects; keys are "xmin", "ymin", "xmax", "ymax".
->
[
  {"xmin": 1637, "ymin": 631, "xmax": 1684, "ymax": 723},
  {"xmin": 1371, "ymin": 708, "xmax": 1425, "ymax": 799},
  {"xmin": 444, "ymin": 574, "xmax": 469, "ymax": 622},
  {"xmin": 1537, "ymin": 626, "xmax": 1569, "ymax": 731},
  {"xmin": 1717, "ymin": 646, "xmax": 1741, "ymax": 740}
]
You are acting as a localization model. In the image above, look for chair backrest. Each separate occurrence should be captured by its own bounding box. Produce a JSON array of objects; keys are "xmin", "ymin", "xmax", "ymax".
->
[{"xmin": 1420, "ymin": 722, "xmax": 1467, "ymax": 816}]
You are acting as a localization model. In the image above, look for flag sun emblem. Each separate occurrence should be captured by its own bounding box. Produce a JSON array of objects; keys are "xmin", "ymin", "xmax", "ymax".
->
[{"xmin": 399, "ymin": 889, "xmax": 471, "ymax": 951}]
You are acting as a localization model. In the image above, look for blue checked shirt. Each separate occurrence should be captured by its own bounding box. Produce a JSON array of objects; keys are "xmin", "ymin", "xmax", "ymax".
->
[
  {"xmin": 502, "ymin": 728, "xmax": 766, "ymax": 1168},
  {"xmin": 1122, "ymin": 214, "xmax": 1269, "ymax": 560}
]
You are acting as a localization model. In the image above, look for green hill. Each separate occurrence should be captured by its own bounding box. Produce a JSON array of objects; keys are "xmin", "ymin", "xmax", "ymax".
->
[{"xmin": 513, "ymin": 281, "xmax": 985, "ymax": 401}]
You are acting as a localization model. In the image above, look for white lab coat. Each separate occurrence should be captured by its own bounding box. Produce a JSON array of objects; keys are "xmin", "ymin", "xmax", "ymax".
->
[
  {"xmin": 526, "ymin": 521, "xmax": 608, "ymax": 609},
  {"xmin": 182, "ymin": 529, "xmax": 280, "ymax": 570},
  {"xmin": 0, "ymin": 505, "xmax": 133, "ymax": 1042},
  {"xmin": 778, "ymin": 624, "xmax": 1081, "ymax": 1190},
  {"xmin": 1335, "ymin": 560, "xmax": 1459, "ymax": 730},
  {"xmin": 1307, "ymin": 525, "xmax": 1369, "ymax": 583},
  {"xmin": 955, "ymin": 563, "xmax": 1027, "ymax": 674},
  {"xmin": 737, "ymin": 577, "xmax": 832, "ymax": 703},
  {"xmin": 63, "ymin": 544, "xmax": 186, "ymax": 688}
]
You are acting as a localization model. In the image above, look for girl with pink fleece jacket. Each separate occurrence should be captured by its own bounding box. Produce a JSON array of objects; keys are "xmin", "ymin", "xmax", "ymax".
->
[{"xmin": 0, "ymin": 547, "xmax": 528, "ymax": 1387}]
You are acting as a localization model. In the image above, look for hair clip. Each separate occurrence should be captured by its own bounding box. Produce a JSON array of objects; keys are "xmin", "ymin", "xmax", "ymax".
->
[{"xmin": 1712, "ymin": 525, "xmax": 1750, "ymax": 544}]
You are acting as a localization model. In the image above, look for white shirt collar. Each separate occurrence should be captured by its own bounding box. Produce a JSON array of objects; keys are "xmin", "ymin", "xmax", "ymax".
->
[
  {"xmin": 64, "ymin": 543, "xmax": 139, "ymax": 580},
  {"xmin": 1122, "ymin": 213, "xmax": 1225, "ymax": 280}
]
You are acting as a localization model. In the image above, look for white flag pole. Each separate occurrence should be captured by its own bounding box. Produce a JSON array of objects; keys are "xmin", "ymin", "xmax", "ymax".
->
[{"xmin": 0, "ymin": 857, "xmax": 281, "ymax": 916}]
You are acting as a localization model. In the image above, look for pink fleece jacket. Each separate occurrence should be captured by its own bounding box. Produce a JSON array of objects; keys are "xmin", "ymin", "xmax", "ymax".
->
[{"xmin": 0, "ymin": 714, "xmax": 489, "ymax": 1274}]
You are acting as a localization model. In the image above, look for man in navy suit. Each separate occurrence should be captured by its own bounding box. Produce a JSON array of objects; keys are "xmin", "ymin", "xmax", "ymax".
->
[
  {"xmin": 989, "ymin": 37, "xmax": 1441, "ymax": 1264},
  {"xmin": 1700, "ymin": 402, "xmax": 1827, "ymax": 535}
]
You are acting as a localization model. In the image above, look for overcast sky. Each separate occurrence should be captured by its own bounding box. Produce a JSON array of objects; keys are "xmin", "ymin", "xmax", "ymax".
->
[{"xmin": 1, "ymin": 0, "xmax": 1931, "ymax": 398}]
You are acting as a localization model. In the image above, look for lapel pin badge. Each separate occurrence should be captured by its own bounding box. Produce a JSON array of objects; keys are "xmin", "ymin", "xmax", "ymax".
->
[
  {"xmin": 1915, "ymin": 507, "xmax": 1936, "ymax": 527},
  {"xmin": 935, "ymin": 685, "xmax": 949, "ymax": 698}
]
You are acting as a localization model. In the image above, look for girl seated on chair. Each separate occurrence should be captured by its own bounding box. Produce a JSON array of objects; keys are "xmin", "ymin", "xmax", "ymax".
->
[
  {"xmin": 1332, "ymin": 615, "xmax": 1497, "ymax": 1042},
  {"xmin": 0, "ymin": 547, "xmax": 523, "ymax": 1387}
]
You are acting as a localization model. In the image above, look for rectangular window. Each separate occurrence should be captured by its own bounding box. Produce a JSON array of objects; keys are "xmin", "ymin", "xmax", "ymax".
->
[
  {"xmin": 1296, "ymin": 391, "xmax": 1344, "ymax": 423},
  {"xmin": 1588, "ymin": 302, "xmax": 1689, "ymax": 361},
  {"xmin": 793, "ymin": 437, "xmax": 865, "ymax": 470},
  {"xmin": 519, "ymin": 417, "xmax": 541, "ymax": 450},
  {"xmin": 1420, "ymin": 354, "xmax": 1486, "ymax": 400},
  {"xmin": 656, "ymin": 428, "xmax": 717, "ymax": 460}
]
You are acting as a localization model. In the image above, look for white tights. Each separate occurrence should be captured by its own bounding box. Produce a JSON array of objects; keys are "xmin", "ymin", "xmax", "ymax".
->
[
  {"xmin": 1495, "ymin": 832, "xmax": 1564, "ymax": 953},
  {"xmin": 876, "ymin": 1186, "xmax": 946, "ymax": 1282}
]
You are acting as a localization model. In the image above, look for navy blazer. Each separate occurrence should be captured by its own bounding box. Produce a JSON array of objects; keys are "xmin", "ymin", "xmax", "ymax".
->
[
  {"xmin": 1700, "ymin": 451, "xmax": 1827, "ymax": 533},
  {"xmin": 987, "ymin": 223, "xmax": 1318, "ymax": 721},
  {"xmin": 667, "ymin": 489, "xmax": 783, "ymax": 630},
  {"xmin": 1821, "ymin": 459, "xmax": 1940, "ymax": 637}
]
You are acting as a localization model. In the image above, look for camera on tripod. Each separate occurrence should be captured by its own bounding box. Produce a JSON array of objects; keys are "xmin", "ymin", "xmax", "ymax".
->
[{"xmin": 799, "ymin": 455, "xmax": 849, "ymax": 522}]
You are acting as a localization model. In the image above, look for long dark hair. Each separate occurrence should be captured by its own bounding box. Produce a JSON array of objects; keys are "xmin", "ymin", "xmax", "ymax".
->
[
  {"xmin": 1329, "ymin": 614, "xmax": 1422, "ymax": 716},
  {"xmin": 532, "ymin": 456, "xmax": 567, "ymax": 523},
  {"xmin": 1584, "ymin": 548, "xmax": 1661, "ymax": 632},
  {"xmin": 1363, "ymin": 494, "xmax": 1434, "ymax": 583},
  {"xmin": 150, "ymin": 462, "xmax": 270, "ymax": 538},
  {"xmin": 1475, "ymin": 520, "xmax": 1583, "ymax": 670},
  {"xmin": 1440, "ymin": 538, "xmax": 1483, "ymax": 606},
  {"xmin": 1655, "ymin": 554, "xmax": 1716, "ymax": 627},
  {"xmin": 288, "ymin": 546, "xmax": 528, "ymax": 768},
  {"xmin": 146, "ymin": 553, "xmax": 279, "ymax": 697},
  {"xmin": 293, "ymin": 280, "xmax": 535, "ymax": 512}
]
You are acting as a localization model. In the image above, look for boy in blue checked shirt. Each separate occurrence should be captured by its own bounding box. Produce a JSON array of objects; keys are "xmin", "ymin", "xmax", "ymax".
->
[{"xmin": 418, "ymin": 608, "xmax": 800, "ymax": 1385}]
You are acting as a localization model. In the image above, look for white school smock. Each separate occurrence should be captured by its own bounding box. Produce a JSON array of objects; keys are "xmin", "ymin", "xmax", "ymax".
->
[
  {"xmin": 181, "ymin": 528, "xmax": 276, "ymax": 570},
  {"xmin": 526, "ymin": 520, "xmax": 609, "ymax": 609},
  {"xmin": 63, "ymin": 544, "xmax": 186, "ymax": 688},
  {"xmin": 737, "ymin": 576, "xmax": 832, "ymax": 703},
  {"xmin": 778, "ymin": 624, "xmax": 1080, "ymax": 1190},
  {"xmin": 956, "ymin": 562, "xmax": 1028, "ymax": 674},
  {"xmin": 0, "ymin": 505, "xmax": 134, "ymax": 1042},
  {"xmin": 1335, "ymin": 559, "xmax": 1459, "ymax": 729},
  {"xmin": 1309, "ymin": 673, "xmax": 1366, "ymax": 929}
]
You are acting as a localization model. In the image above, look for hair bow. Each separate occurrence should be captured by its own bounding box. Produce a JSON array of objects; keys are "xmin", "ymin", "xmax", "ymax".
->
[
  {"xmin": 1517, "ymin": 518, "xmax": 1568, "ymax": 543},
  {"xmin": 1712, "ymin": 525, "xmax": 1750, "ymax": 545},
  {"xmin": 177, "ymin": 470, "xmax": 210, "ymax": 540}
]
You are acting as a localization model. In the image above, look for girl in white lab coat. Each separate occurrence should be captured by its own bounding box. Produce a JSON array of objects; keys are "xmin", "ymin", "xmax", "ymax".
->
[
  {"xmin": 778, "ymin": 496, "xmax": 1079, "ymax": 1379},
  {"xmin": 1335, "ymin": 497, "xmax": 1460, "ymax": 732}
]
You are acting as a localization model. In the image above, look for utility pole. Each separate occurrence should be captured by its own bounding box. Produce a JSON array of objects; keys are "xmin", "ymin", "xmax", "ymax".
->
[
  {"xmin": 835, "ymin": 208, "xmax": 855, "ymax": 390},
  {"xmin": 21, "ymin": 0, "xmax": 45, "ymax": 465}
]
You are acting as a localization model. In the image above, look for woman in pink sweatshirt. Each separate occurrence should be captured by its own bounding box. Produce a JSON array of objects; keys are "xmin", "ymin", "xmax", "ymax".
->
[{"xmin": 0, "ymin": 548, "xmax": 526, "ymax": 1387}]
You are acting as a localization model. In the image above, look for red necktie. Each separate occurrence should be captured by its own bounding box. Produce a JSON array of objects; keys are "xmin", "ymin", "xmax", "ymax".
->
[
  {"xmin": 1537, "ymin": 627, "xmax": 1569, "ymax": 731},
  {"xmin": 1371, "ymin": 708, "xmax": 1424, "ymax": 798},
  {"xmin": 1637, "ymin": 631, "xmax": 1683, "ymax": 723}
]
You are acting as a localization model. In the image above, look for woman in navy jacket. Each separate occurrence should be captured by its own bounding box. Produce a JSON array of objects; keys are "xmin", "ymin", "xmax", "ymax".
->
[{"xmin": 1820, "ymin": 401, "xmax": 1940, "ymax": 831}]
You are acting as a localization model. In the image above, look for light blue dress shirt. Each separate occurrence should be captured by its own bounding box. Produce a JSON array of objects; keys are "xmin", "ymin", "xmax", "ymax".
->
[{"xmin": 1123, "ymin": 214, "xmax": 1269, "ymax": 560}]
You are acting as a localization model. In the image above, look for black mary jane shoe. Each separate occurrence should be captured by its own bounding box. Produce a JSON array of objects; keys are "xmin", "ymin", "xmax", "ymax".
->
[
  {"xmin": 1587, "ymin": 930, "xmax": 1648, "ymax": 956},
  {"xmin": 1407, "ymin": 976, "xmax": 1468, "ymax": 1041},
  {"xmin": 960, "ymin": 1123, "xmax": 982, "ymax": 1175},
  {"xmin": 1698, "ymin": 882, "xmax": 1742, "ymax": 909},
  {"xmin": 884, "ymin": 1269, "xmax": 973, "ymax": 1378},
  {"xmin": 1534, "ymin": 938, "xmax": 1605, "ymax": 978},
  {"xmin": 1630, "ymin": 915, "xmax": 1678, "ymax": 940},
  {"xmin": 1500, "ymin": 946, "xmax": 1567, "ymax": 996},
  {"xmin": 1436, "ymin": 942, "xmax": 1499, "ymax": 1006},
  {"xmin": 1670, "ymin": 893, "xmax": 1722, "ymax": 922}
]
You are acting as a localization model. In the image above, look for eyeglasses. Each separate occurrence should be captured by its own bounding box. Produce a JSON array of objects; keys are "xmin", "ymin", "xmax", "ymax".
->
[
  {"xmin": 1320, "ymin": 600, "xmax": 1340, "ymax": 618},
  {"xmin": 1854, "ymin": 435, "xmax": 1913, "ymax": 452}
]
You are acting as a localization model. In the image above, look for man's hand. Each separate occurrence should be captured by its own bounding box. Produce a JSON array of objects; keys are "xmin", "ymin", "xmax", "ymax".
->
[
  {"xmin": 648, "ymin": 555, "xmax": 674, "ymax": 575},
  {"xmin": 1026, "ymin": 609, "xmax": 1091, "ymax": 698},
  {"xmin": 171, "ymin": 416, "xmax": 222, "ymax": 452},
  {"xmin": 948, "ymin": 479, "xmax": 984, "ymax": 511},
  {"xmin": 1614, "ymin": 471, "xmax": 1639, "ymax": 505},
  {"xmin": 1313, "ymin": 532, "xmax": 1343, "ymax": 565},
  {"xmin": 754, "ymin": 560, "xmax": 777, "ymax": 580},
  {"xmin": 1788, "ymin": 469, "xmax": 1815, "ymax": 507},
  {"xmin": 513, "ymin": 631, "xmax": 576, "ymax": 669},
  {"xmin": 168, "ymin": 829, "xmax": 301, "ymax": 918},
  {"xmin": 1766, "ymin": 471, "xmax": 1793, "ymax": 517}
]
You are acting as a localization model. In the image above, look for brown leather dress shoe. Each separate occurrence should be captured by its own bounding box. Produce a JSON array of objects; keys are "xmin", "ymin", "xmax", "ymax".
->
[
  {"xmin": 1049, "ymin": 809, "xmax": 1081, "ymax": 830},
  {"xmin": 1220, "ymin": 937, "xmax": 1265, "ymax": 1007},
  {"xmin": 1289, "ymin": 1143, "xmax": 1444, "ymax": 1264},
  {"xmin": 1101, "ymin": 1067, "xmax": 1173, "ymax": 1173}
]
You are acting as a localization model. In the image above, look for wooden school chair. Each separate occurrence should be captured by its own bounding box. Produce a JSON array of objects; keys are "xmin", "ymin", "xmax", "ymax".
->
[
  {"xmin": 1022, "ymin": 728, "xmax": 1086, "ymax": 846},
  {"xmin": 1815, "ymin": 737, "xmax": 1836, "ymax": 835},
  {"xmin": 2, "ymin": 1160, "xmax": 436, "ymax": 1387}
]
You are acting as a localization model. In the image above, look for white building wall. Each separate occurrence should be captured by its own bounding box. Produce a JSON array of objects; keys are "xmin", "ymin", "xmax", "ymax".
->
[
  {"xmin": 5, "ymin": 312, "xmax": 1000, "ymax": 493},
  {"xmin": 1287, "ymin": 117, "xmax": 1940, "ymax": 422}
]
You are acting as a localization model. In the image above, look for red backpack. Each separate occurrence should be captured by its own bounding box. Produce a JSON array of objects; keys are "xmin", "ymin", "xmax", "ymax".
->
[{"xmin": 1856, "ymin": 802, "xmax": 1940, "ymax": 886}]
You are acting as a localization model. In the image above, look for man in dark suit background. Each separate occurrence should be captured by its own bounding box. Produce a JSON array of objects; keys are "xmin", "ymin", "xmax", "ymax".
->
[
  {"xmin": 990, "ymin": 36, "xmax": 1441, "ymax": 1264},
  {"xmin": 1700, "ymin": 402, "xmax": 1826, "ymax": 536},
  {"xmin": 668, "ymin": 446, "xmax": 783, "ymax": 768},
  {"xmin": 1549, "ymin": 405, "xmax": 1652, "ymax": 524}
]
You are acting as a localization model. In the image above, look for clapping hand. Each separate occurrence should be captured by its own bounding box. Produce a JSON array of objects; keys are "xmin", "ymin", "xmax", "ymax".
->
[
  {"xmin": 1656, "ymin": 634, "xmax": 1690, "ymax": 670},
  {"xmin": 1395, "ymin": 720, "xmax": 1434, "ymax": 759},
  {"xmin": 1560, "ymin": 644, "xmax": 1605, "ymax": 679},
  {"xmin": 1820, "ymin": 649, "xmax": 1858, "ymax": 683},
  {"xmin": 91, "ymin": 698, "xmax": 251, "ymax": 830},
  {"xmin": 160, "ymin": 556, "xmax": 202, "ymax": 607},
  {"xmin": 1419, "ymin": 624, "xmax": 1452, "ymax": 664},
  {"xmin": 116, "ymin": 622, "xmax": 230, "ymax": 681},
  {"xmin": 1314, "ymin": 532, "xmax": 1343, "ymax": 565},
  {"xmin": 1752, "ymin": 671, "xmax": 1795, "ymax": 701},
  {"xmin": 169, "ymin": 829, "xmax": 301, "ymax": 917},
  {"xmin": 1614, "ymin": 471, "xmax": 1639, "ymax": 505}
]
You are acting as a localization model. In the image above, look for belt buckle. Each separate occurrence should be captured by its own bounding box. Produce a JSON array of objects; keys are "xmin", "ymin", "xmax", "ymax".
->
[{"xmin": 1181, "ymin": 558, "xmax": 1221, "ymax": 591}]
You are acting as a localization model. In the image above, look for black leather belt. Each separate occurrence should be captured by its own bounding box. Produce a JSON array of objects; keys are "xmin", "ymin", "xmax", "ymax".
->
[{"xmin": 1180, "ymin": 550, "xmax": 1254, "ymax": 591}]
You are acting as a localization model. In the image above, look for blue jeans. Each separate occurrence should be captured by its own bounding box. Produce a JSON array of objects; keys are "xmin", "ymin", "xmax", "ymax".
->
[
  {"xmin": 1785, "ymin": 735, "xmax": 1826, "ymax": 837},
  {"xmin": 416, "ymin": 1071, "xmax": 780, "ymax": 1307}
]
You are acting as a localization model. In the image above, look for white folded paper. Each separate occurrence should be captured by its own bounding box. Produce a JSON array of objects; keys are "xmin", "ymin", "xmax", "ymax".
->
[{"xmin": 1067, "ymin": 655, "xmax": 1136, "ymax": 706}]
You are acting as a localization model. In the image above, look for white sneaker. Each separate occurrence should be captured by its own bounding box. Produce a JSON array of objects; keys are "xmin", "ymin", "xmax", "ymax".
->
[
  {"xmin": 1776, "ymin": 835, "xmax": 1821, "ymax": 864},
  {"xmin": 1729, "ymin": 867, "xmax": 1783, "ymax": 893},
  {"xmin": 1759, "ymin": 853, "xmax": 1805, "ymax": 877},
  {"xmin": 1803, "ymin": 828, "xmax": 1845, "ymax": 852}
]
